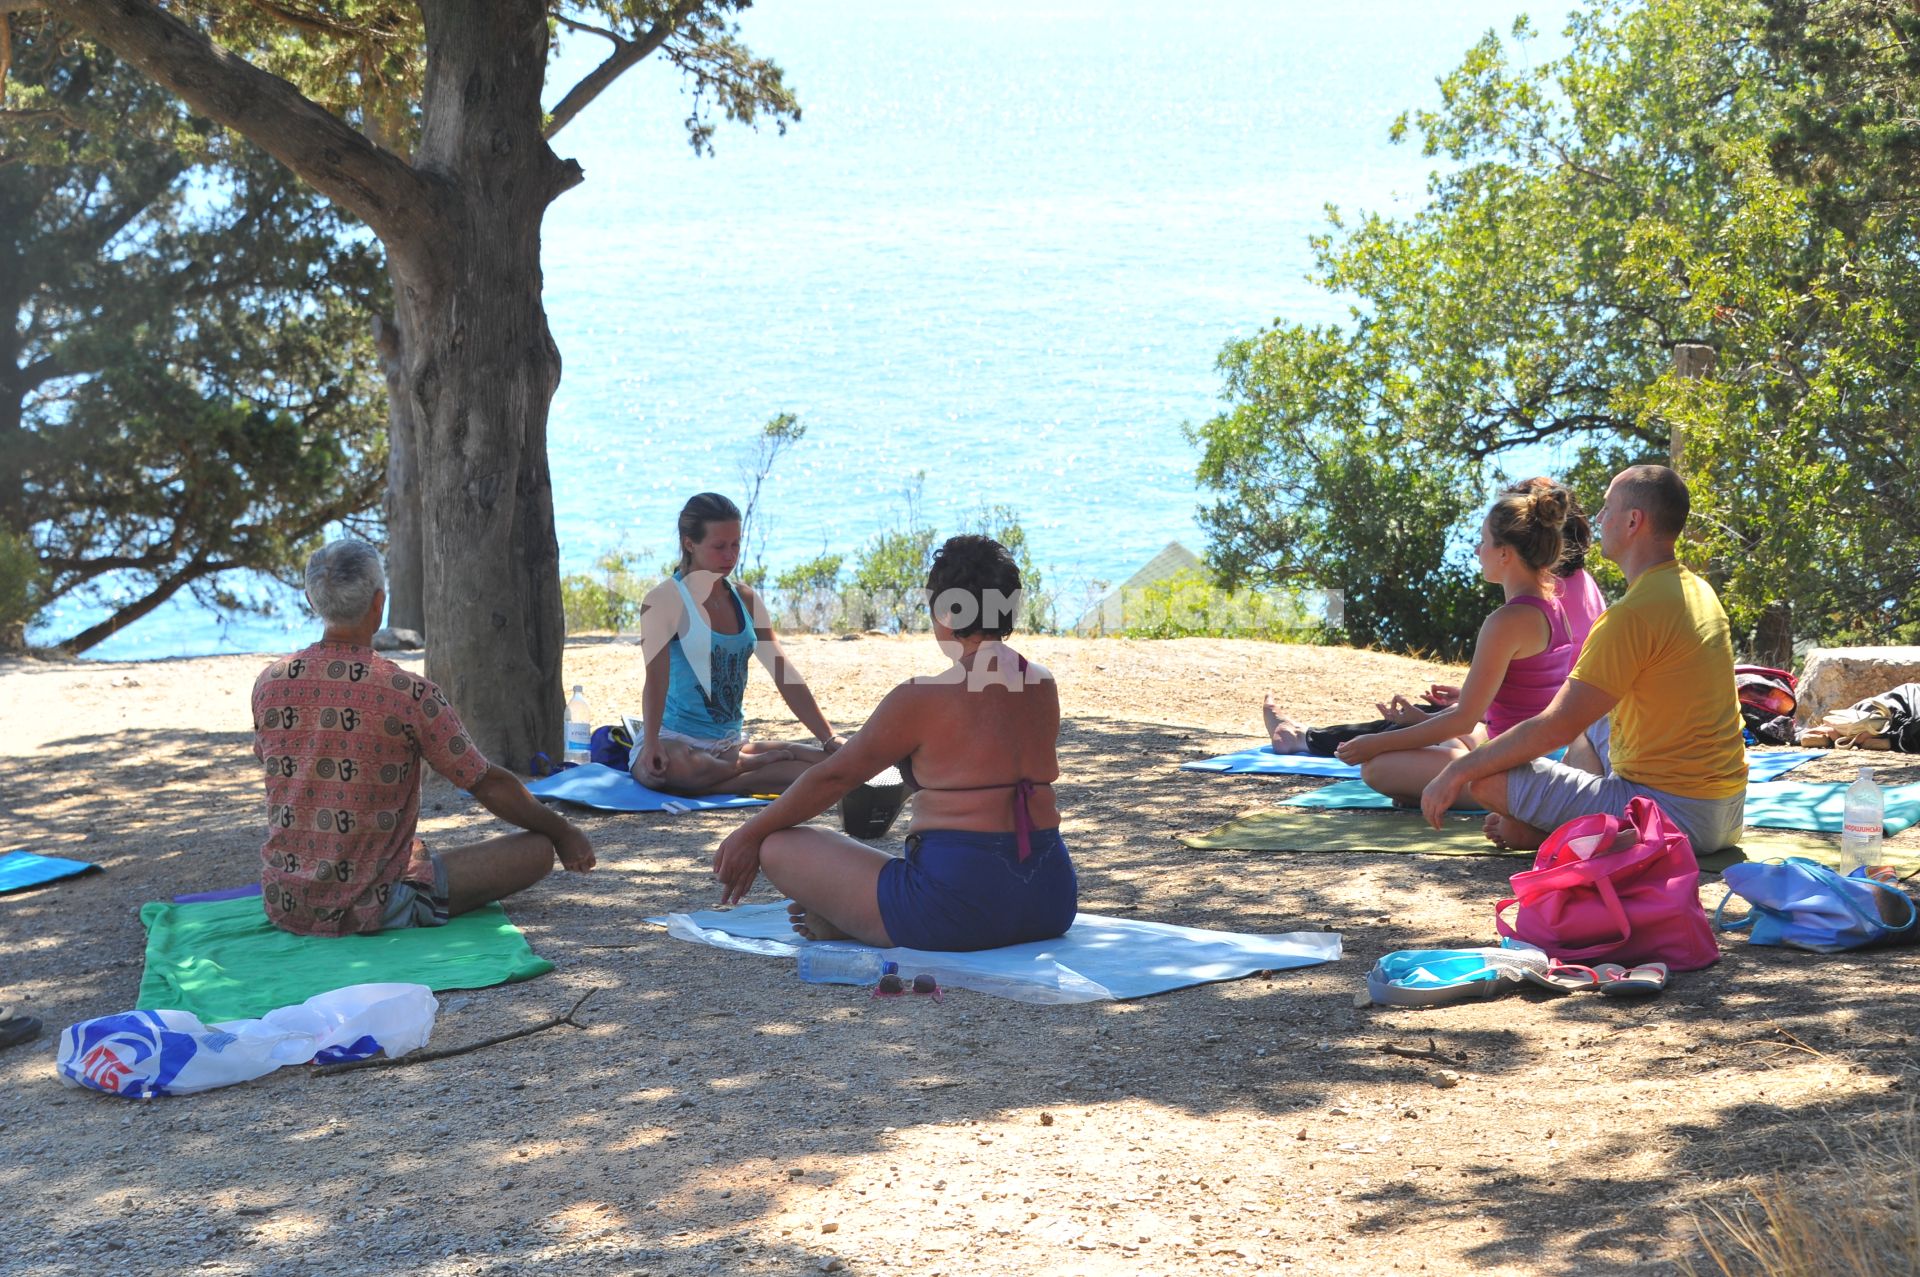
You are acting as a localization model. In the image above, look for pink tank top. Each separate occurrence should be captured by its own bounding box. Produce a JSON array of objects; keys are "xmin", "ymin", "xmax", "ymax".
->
[{"xmin": 1484, "ymin": 595, "xmax": 1574, "ymax": 738}]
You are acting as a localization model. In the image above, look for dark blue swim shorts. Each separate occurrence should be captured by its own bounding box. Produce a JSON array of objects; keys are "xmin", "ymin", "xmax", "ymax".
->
[{"xmin": 876, "ymin": 827, "xmax": 1077, "ymax": 952}]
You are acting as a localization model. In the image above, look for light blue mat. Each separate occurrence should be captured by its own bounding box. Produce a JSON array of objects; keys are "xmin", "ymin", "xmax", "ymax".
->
[
  {"xmin": 1744, "ymin": 749, "xmax": 1832, "ymax": 783},
  {"xmin": 526, "ymin": 762, "xmax": 767, "ymax": 813},
  {"xmin": 1188, "ymin": 744, "xmax": 1824, "ymax": 783},
  {"xmin": 651, "ymin": 902, "xmax": 1342, "ymax": 1003},
  {"xmin": 1280, "ymin": 780, "xmax": 1488, "ymax": 814},
  {"xmin": 1182, "ymin": 748, "xmax": 1361, "ymax": 778},
  {"xmin": 0, "ymin": 850, "xmax": 100, "ymax": 895},
  {"xmin": 1743, "ymin": 780, "xmax": 1920, "ymax": 836}
]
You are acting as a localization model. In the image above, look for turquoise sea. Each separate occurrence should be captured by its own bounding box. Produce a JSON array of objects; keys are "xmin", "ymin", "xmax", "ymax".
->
[{"xmin": 30, "ymin": 1, "xmax": 1567, "ymax": 659}]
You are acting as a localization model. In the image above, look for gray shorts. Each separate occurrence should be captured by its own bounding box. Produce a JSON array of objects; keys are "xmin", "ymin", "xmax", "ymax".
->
[
  {"xmin": 1505, "ymin": 718, "xmax": 1746, "ymax": 853},
  {"xmin": 378, "ymin": 851, "xmax": 450, "ymax": 931}
]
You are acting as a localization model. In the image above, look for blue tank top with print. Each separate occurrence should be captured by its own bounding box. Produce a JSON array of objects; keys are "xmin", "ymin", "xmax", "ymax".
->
[{"xmin": 662, "ymin": 572, "xmax": 756, "ymax": 740}]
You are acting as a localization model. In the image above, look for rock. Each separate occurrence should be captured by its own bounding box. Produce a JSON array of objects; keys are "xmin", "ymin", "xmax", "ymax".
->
[
  {"xmin": 372, "ymin": 627, "xmax": 425, "ymax": 651},
  {"xmin": 1433, "ymin": 1070, "xmax": 1461, "ymax": 1089},
  {"xmin": 1799, "ymin": 647, "xmax": 1920, "ymax": 725}
]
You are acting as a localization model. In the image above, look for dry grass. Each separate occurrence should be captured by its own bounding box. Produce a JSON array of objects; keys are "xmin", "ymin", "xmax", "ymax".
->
[{"xmin": 1685, "ymin": 1108, "xmax": 1920, "ymax": 1277}]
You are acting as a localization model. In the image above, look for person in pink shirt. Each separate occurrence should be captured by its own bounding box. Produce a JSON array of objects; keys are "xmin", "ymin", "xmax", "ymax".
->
[
  {"xmin": 1314, "ymin": 483, "xmax": 1580, "ymax": 805},
  {"xmin": 1264, "ymin": 477, "xmax": 1604, "ymax": 758},
  {"xmin": 253, "ymin": 540, "xmax": 595, "ymax": 937}
]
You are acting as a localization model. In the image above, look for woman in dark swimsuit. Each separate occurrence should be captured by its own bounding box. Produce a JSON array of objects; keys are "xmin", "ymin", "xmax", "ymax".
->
[{"xmin": 711, "ymin": 535, "xmax": 1077, "ymax": 950}]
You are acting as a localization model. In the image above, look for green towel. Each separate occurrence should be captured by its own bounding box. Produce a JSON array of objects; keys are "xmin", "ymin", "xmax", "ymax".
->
[
  {"xmin": 137, "ymin": 895, "xmax": 555, "ymax": 1023},
  {"xmin": 1177, "ymin": 809, "xmax": 1892, "ymax": 873}
]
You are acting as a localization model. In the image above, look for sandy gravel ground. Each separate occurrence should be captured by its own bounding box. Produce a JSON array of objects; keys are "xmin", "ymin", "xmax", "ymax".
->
[{"xmin": 3, "ymin": 634, "xmax": 1918, "ymax": 1277}]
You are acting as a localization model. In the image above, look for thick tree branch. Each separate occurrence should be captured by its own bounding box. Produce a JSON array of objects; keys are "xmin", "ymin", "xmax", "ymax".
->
[
  {"xmin": 54, "ymin": 550, "xmax": 216, "ymax": 654},
  {"xmin": 543, "ymin": 0, "xmax": 701, "ymax": 140},
  {"xmin": 58, "ymin": 0, "xmax": 434, "ymax": 246}
]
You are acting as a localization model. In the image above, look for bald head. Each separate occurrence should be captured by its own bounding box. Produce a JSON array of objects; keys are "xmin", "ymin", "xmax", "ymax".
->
[{"xmin": 1611, "ymin": 464, "xmax": 1690, "ymax": 540}]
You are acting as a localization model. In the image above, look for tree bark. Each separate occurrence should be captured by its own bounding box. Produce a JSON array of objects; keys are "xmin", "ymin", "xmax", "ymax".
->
[
  {"xmin": 385, "ymin": 0, "xmax": 578, "ymax": 770},
  {"xmin": 372, "ymin": 312, "xmax": 425, "ymax": 635},
  {"xmin": 1754, "ymin": 599, "xmax": 1793, "ymax": 670},
  {"xmin": 58, "ymin": 0, "xmax": 599, "ymax": 766}
]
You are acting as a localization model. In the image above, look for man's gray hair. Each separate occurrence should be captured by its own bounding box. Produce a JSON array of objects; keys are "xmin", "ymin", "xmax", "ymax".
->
[{"xmin": 305, "ymin": 539, "xmax": 387, "ymax": 625}]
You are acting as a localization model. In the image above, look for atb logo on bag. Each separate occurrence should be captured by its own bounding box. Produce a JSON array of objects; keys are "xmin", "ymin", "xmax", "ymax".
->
[{"xmin": 58, "ymin": 1013, "xmax": 198, "ymax": 1098}]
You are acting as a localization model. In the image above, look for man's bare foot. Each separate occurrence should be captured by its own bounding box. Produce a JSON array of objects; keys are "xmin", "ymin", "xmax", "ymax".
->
[
  {"xmin": 1263, "ymin": 695, "xmax": 1310, "ymax": 754},
  {"xmin": 1483, "ymin": 813, "xmax": 1546, "ymax": 851},
  {"xmin": 787, "ymin": 900, "xmax": 852, "ymax": 941}
]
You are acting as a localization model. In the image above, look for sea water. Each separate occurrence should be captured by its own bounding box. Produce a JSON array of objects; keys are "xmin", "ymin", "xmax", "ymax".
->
[{"xmin": 31, "ymin": 0, "xmax": 1567, "ymax": 660}]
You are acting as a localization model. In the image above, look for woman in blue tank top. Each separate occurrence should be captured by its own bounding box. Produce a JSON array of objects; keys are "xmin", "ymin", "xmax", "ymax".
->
[
  {"xmin": 711, "ymin": 535, "xmax": 1076, "ymax": 952},
  {"xmin": 635, "ymin": 493, "xmax": 845, "ymax": 796}
]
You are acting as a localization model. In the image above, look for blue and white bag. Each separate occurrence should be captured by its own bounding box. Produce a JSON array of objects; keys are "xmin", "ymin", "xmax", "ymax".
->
[
  {"xmin": 56, "ymin": 983, "xmax": 437, "ymax": 1098},
  {"xmin": 1714, "ymin": 859, "xmax": 1917, "ymax": 953}
]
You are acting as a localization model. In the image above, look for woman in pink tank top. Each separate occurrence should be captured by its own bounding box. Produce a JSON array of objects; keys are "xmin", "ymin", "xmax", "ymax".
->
[{"xmin": 1331, "ymin": 482, "xmax": 1579, "ymax": 806}]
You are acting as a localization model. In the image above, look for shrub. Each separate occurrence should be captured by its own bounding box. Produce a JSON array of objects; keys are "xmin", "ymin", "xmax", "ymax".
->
[
  {"xmin": 560, "ymin": 550, "xmax": 651, "ymax": 635},
  {"xmin": 0, "ymin": 531, "xmax": 46, "ymax": 652}
]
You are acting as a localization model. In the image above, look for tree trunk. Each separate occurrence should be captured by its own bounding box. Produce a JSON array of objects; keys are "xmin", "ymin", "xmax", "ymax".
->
[
  {"xmin": 373, "ymin": 311, "xmax": 426, "ymax": 635},
  {"xmin": 1754, "ymin": 599, "xmax": 1793, "ymax": 671},
  {"xmin": 389, "ymin": 0, "xmax": 576, "ymax": 770}
]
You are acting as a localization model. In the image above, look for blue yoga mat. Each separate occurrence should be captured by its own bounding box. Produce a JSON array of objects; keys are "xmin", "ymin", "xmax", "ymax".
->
[
  {"xmin": 1743, "ymin": 780, "xmax": 1920, "ymax": 836},
  {"xmin": 526, "ymin": 762, "xmax": 767, "ymax": 813},
  {"xmin": 1743, "ymin": 749, "xmax": 1830, "ymax": 783},
  {"xmin": 1182, "ymin": 748, "xmax": 1361, "ymax": 778},
  {"xmin": 1187, "ymin": 743, "xmax": 1824, "ymax": 783},
  {"xmin": 0, "ymin": 850, "xmax": 100, "ymax": 895},
  {"xmin": 1280, "ymin": 780, "xmax": 1488, "ymax": 814},
  {"xmin": 652, "ymin": 902, "xmax": 1342, "ymax": 1003}
]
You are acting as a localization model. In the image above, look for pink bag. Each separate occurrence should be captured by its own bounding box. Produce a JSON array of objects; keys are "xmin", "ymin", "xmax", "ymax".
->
[{"xmin": 1494, "ymin": 796, "xmax": 1719, "ymax": 972}]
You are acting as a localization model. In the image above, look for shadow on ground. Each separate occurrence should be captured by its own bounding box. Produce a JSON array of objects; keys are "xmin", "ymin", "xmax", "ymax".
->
[{"xmin": 3, "ymin": 715, "xmax": 1918, "ymax": 1276}]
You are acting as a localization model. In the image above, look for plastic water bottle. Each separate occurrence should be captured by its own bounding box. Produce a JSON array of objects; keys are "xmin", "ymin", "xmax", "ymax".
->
[
  {"xmin": 563, "ymin": 685, "xmax": 592, "ymax": 766},
  {"xmin": 1841, "ymin": 766, "xmax": 1884, "ymax": 875},
  {"xmin": 795, "ymin": 947, "xmax": 886, "ymax": 986}
]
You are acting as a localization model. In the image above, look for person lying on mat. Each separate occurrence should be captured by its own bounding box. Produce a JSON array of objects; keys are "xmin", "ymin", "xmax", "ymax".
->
[
  {"xmin": 1420, "ymin": 464, "xmax": 1746, "ymax": 853},
  {"xmin": 253, "ymin": 539, "xmax": 595, "ymax": 937},
  {"xmin": 633, "ymin": 492, "xmax": 844, "ymax": 797},
  {"xmin": 1264, "ymin": 476, "xmax": 1602, "ymax": 759},
  {"xmin": 1273, "ymin": 483, "xmax": 1582, "ymax": 809},
  {"xmin": 711, "ymin": 535, "xmax": 1077, "ymax": 951}
]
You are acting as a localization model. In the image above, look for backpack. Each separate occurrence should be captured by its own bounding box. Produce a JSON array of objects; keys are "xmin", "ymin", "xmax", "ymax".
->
[{"xmin": 1735, "ymin": 665, "xmax": 1797, "ymax": 745}]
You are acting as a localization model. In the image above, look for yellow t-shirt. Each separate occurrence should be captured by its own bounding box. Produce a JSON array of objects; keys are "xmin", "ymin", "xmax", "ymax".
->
[{"xmin": 1567, "ymin": 561, "xmax": 1746, "ymax": 800}]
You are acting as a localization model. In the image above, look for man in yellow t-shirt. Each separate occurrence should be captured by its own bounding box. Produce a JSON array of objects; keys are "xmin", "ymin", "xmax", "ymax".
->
[{"xmin": 1421, "ymin": 465, "xmax": 1746, "ymax": 853}]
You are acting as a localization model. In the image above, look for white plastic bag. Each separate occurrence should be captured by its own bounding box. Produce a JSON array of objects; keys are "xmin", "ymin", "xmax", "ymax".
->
[{"xmin": 56, "ymin": 982, "xmax": 438, "ymax": 1098}]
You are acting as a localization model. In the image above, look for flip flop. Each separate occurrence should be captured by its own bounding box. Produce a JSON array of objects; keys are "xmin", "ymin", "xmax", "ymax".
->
[
  {"xmin": 1595, "ymin": 962, "xmax": 1668, "ymax": 997},
  {"xmin": 1519, "ymin": 960, "xmax": 1602, "ymax": 994}
]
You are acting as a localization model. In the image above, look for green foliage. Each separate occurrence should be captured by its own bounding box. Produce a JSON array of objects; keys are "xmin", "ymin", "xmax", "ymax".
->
[
  {"xmin": 2, "ymin": 22, "xmax": 389, "ymax": 653},
  {"xmin": 0, "ymin": 529, "xmax": 47, "ymax": 651},
  {"xmin": 559, "ymin": 550, "xmax": 651, "ymax": 635},
  {"xmin": 1191, "ymin": 0, "xmax": 1920, "ymax": 657},
  {"xmin": 1112, "ymin": 568, "xmax": 1337, "ymax": 642},
  {"xmin": 849, "ymin": 527, "xmax": 940, "ymax": 632},
  {"xmin": 772, "ymin": 552, "xmax": 844, "ymax": 631}
]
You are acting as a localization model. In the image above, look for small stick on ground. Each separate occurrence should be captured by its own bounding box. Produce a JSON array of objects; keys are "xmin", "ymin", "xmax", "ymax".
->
[
  {"xmin": 310, "ymin": 988, "xmax": 604, "ymax": 1078},
  {"xmin": 1379, "ymin": 1037, "xmax": 1468, "ymax": 1066}
]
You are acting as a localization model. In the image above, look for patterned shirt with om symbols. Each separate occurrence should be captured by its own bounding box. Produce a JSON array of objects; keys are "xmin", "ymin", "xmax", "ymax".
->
[{"xmin": 252, "ymin": 640, "xmax": 490, "ymax": 936}]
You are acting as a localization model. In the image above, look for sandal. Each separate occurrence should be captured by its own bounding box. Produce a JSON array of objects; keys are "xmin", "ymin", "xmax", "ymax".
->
[
  {"xmin": 1519, "ymin": 960, "xmax": 1602, "ymax": 994},
  {"xmin": 1595, "ymin": 962, "xmax": 1668, "ymax": 997}
]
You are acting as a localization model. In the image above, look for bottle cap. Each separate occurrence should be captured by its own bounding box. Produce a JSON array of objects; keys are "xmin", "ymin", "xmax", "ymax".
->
[{"xmin": 572, "ymin": 684, "xmax": 584, "ymax": 693}]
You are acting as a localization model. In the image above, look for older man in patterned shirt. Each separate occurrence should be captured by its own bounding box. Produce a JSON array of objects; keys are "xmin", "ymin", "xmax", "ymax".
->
[{"xmin": 253, "ymin": 539, "xmax": 594, "ymax": 936}]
